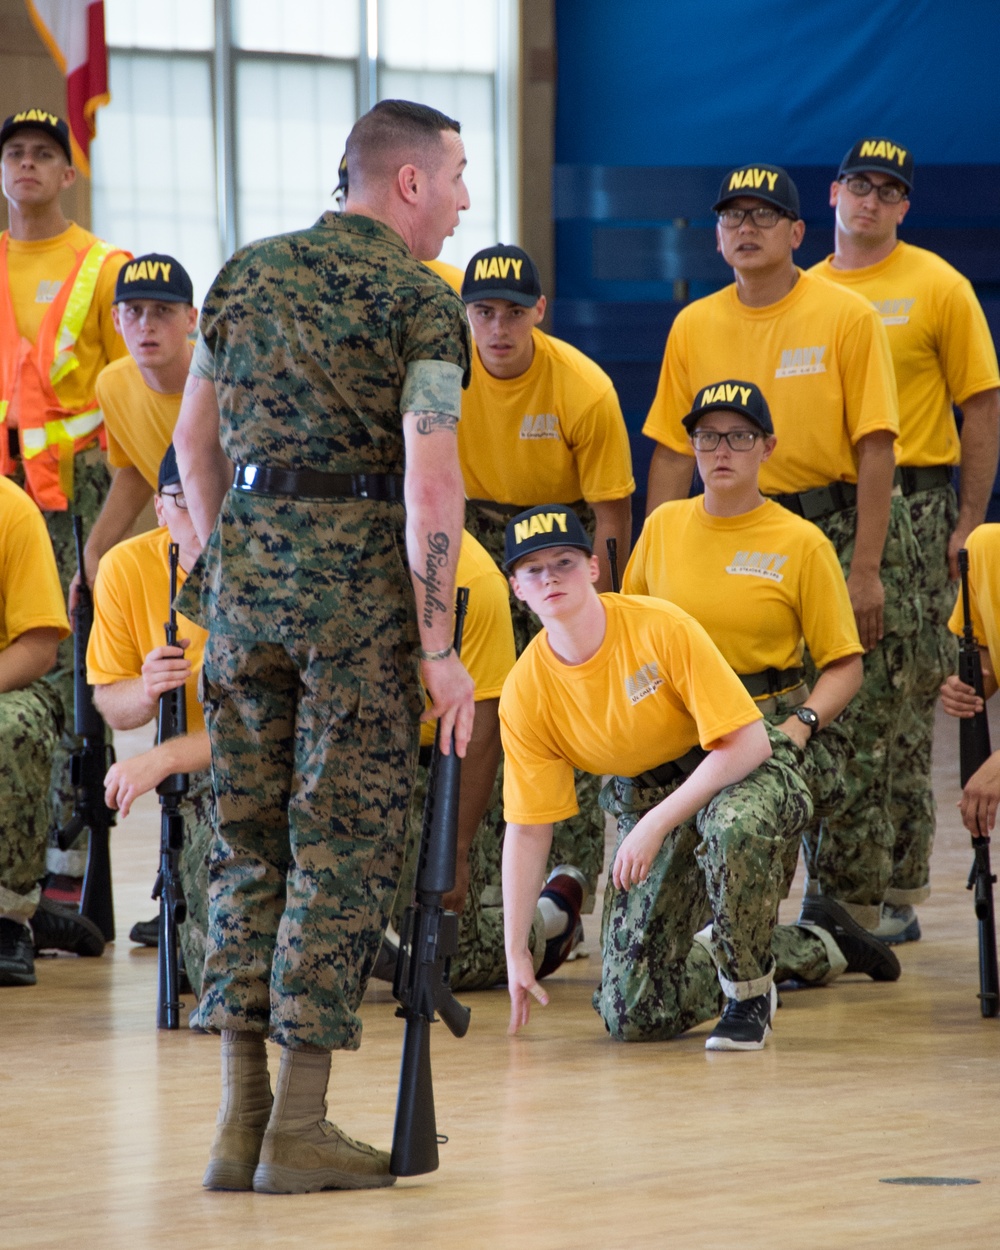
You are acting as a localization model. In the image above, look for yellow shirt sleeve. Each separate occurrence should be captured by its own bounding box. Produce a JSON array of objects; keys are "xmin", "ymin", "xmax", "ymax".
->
[
  {"xmin": 87, "ymin": 528, "xmax": 207, "ymax": 730},
  {"xmin": 642, "ymin": 306, "xmax": 696, "ymax": 455},
  {"xmin": 0, "ymin": 479, "xmax": 70, "ymax": 651},
  {"xmin": 949, "ymin": 525, "xmax": 1000, "ymax": 677}
]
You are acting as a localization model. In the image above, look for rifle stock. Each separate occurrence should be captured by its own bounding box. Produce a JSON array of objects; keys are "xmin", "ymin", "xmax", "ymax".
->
[
  {"xmin": 55, "ymin": 515, "xmax": 116, "ymax": 941},
  {"xmin": 957, "ymin": 548, "xmax": 999, "ymax": 1018},
  {"xmin": 390, "ymin": 587, "xmax": 472, "ymax": 1177},
  {"xmin": 154, "ymin": 543, "xmax": 189, "ymax": 1030}
]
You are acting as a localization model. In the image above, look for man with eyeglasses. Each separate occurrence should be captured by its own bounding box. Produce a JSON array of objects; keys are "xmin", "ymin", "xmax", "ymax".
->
[
  {"xmin": 811, "ymin": 138, "xmax": 1000, "ymax": 944},
  {"xmin": 643, "ymin": 163, "xmax": 918, "ymax": 943},
  {"xmin": 86, "ymin": 444, "xmax": 212, "ymax": 997}
]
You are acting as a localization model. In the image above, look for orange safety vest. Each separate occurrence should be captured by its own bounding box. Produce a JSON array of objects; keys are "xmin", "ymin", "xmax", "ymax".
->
[{"xmin": 0, "ymin": 232, "xmax": 120, "ymax": 510}]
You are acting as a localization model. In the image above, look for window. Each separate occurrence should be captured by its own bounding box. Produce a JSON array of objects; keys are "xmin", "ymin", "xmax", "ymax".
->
[{"xmin": 92, "ymin": 0, "xmax": 516, "ymax": 304}]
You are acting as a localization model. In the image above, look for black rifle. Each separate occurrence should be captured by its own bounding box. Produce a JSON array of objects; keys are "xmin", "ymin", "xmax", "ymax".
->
[
  {"xmin": 957, "ymin": 547, "xmax": 999, "ymax": 1018},
  {"xmin": 153, "ymin": 543, "xmax": 189, "ymax": 1030},
  {"xmin": 606, "ymin": 537, "xmax": 620, "ymax": 593},
  {"xmin": 390, "ymin": 587, "xmax": 472, "ymax": 1177},
  {"xmin": 55, "ymin": 515, "xmax": 116, "ymax": 941}
]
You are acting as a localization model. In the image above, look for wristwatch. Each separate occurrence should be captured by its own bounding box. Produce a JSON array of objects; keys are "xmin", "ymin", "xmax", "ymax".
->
[{"xmin": 794, "ymin": 706, "xmax": 820, "ymax": 738}]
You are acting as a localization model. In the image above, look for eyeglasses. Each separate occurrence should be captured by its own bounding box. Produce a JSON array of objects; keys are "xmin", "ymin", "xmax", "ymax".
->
[
  {"xmin": 159, "ymin": 490, "xmax": 188, "ymax": 510},
  {"xmin": 690, "ymin": 429, "xmax": 762, "ymax": 452},
  {"xmin": 716, "ymin": 206, "xmax": 793, "ymax": 229},
  {"xmin": 839, "ymin": 175, "xmax": 908, "ymax": 204}
]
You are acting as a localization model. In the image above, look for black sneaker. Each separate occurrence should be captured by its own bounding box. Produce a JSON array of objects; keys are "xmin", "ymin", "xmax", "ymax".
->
[
  {"xmin": 0, "ymin": 918, "xmax": 37, "ymax": 986},
  {"xmin": 705, "ymin": 985, "xmax": 777, "ymax": 1051},
  {"xmin": 798, "ymin": 895, "xmax": 901, "ymax": 982},
  {"xmin": 31, "ymin": 897, "xmax": 106, "ymax": 957},
  {"xmin": 129, "ymin": 916, "xmax": 160, "ymax": 947}
]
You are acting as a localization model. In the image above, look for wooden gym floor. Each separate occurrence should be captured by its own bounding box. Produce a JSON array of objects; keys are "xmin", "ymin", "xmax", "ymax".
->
[{"xmin": 3, "ymin": 706, "xmax": 998, "ymax": 1249}]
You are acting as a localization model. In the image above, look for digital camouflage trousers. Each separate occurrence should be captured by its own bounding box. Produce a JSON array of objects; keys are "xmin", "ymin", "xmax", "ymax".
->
[
  {"xmin": 886, "ymin": 485, "xmax": 959, "ymax": 903},
  {"xmin": 592, "ymin": 726, "xmax": 833, "ymax": 1042},
  {"xmin": 197, "ymin": 628, "xmax": 421, "ymax": 1050},
  {"xmin": 0, "ymin": 681, "xmax": 64, "ymax": 920},
  {"xmin": 803, "ymin": 496, "xmax": 921, "ymax": 928}
]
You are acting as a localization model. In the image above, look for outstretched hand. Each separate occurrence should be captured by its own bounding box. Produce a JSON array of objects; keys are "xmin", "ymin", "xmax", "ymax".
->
[{"xmin": 507, "ymin": 950, "xmax": 548, "ymax": 1035}]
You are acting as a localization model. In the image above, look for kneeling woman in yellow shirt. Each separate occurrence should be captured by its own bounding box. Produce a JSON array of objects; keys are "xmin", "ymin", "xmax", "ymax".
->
[{"xmin": 624, "ymin": 380, "xmax": 897, "ymax": 988}]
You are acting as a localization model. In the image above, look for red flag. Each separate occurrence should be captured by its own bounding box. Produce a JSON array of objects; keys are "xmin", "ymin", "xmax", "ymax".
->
[{"xmin": 25, "ymin": 1, "xmax": 109, "ymax": 177}]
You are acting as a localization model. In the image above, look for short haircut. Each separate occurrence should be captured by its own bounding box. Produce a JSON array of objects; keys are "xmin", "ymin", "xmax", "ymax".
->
[{"xmin": 345, "ymin": 99, "xmax": 461, "ymax": 194}]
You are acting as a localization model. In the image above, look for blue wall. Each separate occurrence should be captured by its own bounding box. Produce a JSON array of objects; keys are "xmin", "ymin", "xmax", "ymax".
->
[
  {"xmin": 555, "ymin": 0, "xmax": 1000, "ymax": 165},
  {"xmin": 552, "ymin": 1, "xmax": 1000, "ymax": 518}
]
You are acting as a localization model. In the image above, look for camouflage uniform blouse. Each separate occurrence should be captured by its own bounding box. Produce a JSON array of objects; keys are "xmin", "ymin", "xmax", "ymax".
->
[{"xmin": 179, "ymin": 212, "xmax": 471, "ymax": 647}]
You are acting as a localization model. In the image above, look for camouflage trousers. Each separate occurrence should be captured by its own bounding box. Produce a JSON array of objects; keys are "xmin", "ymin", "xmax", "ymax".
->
[
  {"xmin": 198, "ymin": 629, "xmax": 420, "ymax": 1050},
  {"xmin": 465, "ymin": 499, "xmax": 605, "ymax": 907},
  {"xmin": 803, "ymin": 496, "xmax": 921, "ymax": 928},
  {"xmin": 392, "ymin": 753, "xmax": 545, "ymax": 991},
  {"xmin": 172, "ymin": 769, "xmax": 215, "ymax": 1000},
  {"xmin": 592, "ymin": 726, "xmax": 823, "ymax": 1042},
  {"xmin": 886, "ymin": 485, "xmax": 959, "ymax": 903},
  {"xmin": 0, "ymin": 681, "xmax": 64, "ymax": 921},
  {"xmin": 31, "ymin": 452, "xmax": 112, "ymax": 871}
]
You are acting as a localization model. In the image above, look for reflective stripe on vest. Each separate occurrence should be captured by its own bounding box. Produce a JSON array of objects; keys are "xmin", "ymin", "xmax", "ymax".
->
[
  {"xmin": 20, "ymin": 407, "xmax": 104, "ymax": 458},
  {"xmin": 50, "ymin": 241, "xmax": 116, "ymax": 386}
]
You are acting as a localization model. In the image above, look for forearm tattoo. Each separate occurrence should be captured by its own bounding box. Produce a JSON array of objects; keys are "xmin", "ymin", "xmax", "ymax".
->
[
  {"xmin": 414, "ymin": 412, "xmax": 459, "ymax": 435},
  {"xmin": 414, "ymin": 531, "xmax": 450, "ymax": 629}
]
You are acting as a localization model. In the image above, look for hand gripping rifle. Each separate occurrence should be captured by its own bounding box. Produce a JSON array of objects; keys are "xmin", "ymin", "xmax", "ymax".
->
[
  {"xmin": 55, "ymin": 515, "xmax": 117, "ymax": 941},
  {"xmin": 154, "ymin": 543, "xmax": 189, "ymax": 1030},
  {"xmin": 957, "ymin": 548, "xmax": 999, "ymax": 1018},
  {"xmin": 390, "ymin": 587, "xmax": 472, "ymax": 1177}
]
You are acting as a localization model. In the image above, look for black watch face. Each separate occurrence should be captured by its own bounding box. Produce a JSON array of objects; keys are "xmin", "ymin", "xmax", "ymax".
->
[{"xmin": 797, "ymin": 708, "xmax": 819, "ymax": 730}]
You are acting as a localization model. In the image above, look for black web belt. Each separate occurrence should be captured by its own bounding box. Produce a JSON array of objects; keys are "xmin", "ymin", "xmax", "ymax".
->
[
  {"xmin": 894, "ymin": 465, "xmax": 953, "ymax": 496},
  {"xmin": 233, "ymin": 463, "xmax": 405, "ymax": 501},
  {"xmin": 770, "ymin": 480, "xmax": 857, "ymax": 520},
  {"xmin": 739, "ymin": 665, "xmax": 806, "ymax": 698},
  {"xmin": 629, "ymin": 743, "xmax": 708, "ymax": 790}
]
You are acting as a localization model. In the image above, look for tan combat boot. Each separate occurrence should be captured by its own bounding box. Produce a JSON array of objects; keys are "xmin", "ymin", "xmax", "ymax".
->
[
  {"xmin": 252, "ymin": 1047, "xmax": 396, "ymax": 1193},
  {"xmin": 202, "ymin": 1030, "xmax": 273, "ymax": 1190}
]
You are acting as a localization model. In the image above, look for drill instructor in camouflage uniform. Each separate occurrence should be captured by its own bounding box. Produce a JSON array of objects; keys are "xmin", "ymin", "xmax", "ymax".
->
[
  {"xmin": 811, "ymin": 139, "xmax": 1000, "ymax": 942},
  {"xmin": 502, "ymin": 505, "xmax": 810, "ymax": 1051},
  {"xmin": 174, "ymin": 100, "xmax": 475, "ymax": 1194}
]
